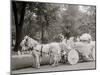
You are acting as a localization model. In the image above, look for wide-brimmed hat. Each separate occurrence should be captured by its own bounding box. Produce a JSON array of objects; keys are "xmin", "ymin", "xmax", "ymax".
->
[{"xmin": 80, "ymin": 33, "xmax": 91, "ymax": 41}]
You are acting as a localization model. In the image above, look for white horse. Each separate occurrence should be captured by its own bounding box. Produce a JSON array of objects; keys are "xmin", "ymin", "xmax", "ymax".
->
[
  {"xmin": 33, "ymin": 42, "xmax": 64, "ymax": 68},
  {"xmin": 20, "ymin": 35, "xmax": 63, "ymax": 68},
  {"xmin": 49, "ymin": 42, "xmax": 62, "ymax": 66}
]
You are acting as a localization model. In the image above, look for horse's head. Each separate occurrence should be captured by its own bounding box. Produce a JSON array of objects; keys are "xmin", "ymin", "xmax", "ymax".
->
[
  {"xmin": 20, "ymin": 35, "xmax": 40, "ymax": 51},
  {"xmin": 22, "ymin": 35, "xmax": 29, "ymax": 46},
  {"xmin": 20, "ymin": 35, "xmax": 31, "ymax": 51}
]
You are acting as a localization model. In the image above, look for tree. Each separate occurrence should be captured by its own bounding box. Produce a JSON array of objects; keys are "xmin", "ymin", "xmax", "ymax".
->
[
  {"xmin": 12, "ymin": 2, "xmax": 96, "ymax": 52},
  {"xmin": 12, "ymin": 1, "xmax": 26, "ymax": 51}
]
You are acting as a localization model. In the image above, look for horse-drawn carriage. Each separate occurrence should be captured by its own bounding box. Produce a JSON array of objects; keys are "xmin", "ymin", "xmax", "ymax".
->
[
  {"xmin": 66, "ymin": 41, "xmax": 95, "ymax": 65},
  {"xmin": 12, "ymin": 33, "xmax": 95, "ymax": 70},
  {"xmin": 63, "ymin": 33, "xmax": 95, "ymax": 65}
]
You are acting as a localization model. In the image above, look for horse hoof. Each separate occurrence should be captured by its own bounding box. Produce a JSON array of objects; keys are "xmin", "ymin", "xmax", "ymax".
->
[
  {"xmin": 52, "ymin": 64, "xmax": 58, "ymax": 67},
  {"xmin": 52, "ymin": 64, "xmax": 55, "ymax": 67},
  {"xmin": 37, "ymin": 67, "xmax": 40, "ymax": 69}
]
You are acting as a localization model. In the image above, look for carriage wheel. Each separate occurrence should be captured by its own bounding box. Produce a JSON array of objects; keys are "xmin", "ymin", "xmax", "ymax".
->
[
  {"xmin": 92, "ymin": 48, "xmax": 95, "ymax": 60},
  {"xmin": 68, "ymin": 49, "xmax": 79, "ymax": 65}
]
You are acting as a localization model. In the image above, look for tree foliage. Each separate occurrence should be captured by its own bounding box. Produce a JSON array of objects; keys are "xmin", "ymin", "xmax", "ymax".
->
[{"xmin": 12, "ymin": 1, "xmax": 96, "ymax": 51}]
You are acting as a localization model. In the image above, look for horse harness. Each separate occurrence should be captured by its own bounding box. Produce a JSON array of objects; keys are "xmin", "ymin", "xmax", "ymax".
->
[
  {"xmin": 40, "ymin": 45, "xmax": 43, "ymax": 57},
  {"xmin": 30, "ymin": 45, "xmax": 49, "ymax": 57}
]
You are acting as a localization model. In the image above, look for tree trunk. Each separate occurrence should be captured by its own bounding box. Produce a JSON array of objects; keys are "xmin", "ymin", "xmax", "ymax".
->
[
  {"xmin": 12, "ymin": 1, "xmax": 26, "ymax": 52},
  {"xmin": 14, "ymin": 26, "xmax": 22, "ymax": 51}
]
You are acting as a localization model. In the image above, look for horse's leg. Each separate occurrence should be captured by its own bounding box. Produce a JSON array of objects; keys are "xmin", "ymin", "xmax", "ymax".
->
[
  {"xmin": 49, "ymin": 53, "xmax": 53, "ymax": 65},
  {"xmin": 55, "ymin": 54, "xmax": 59, "ymax": 66},
  {"xmin": 54, "ymin": 60, "xmax": 58, "ymax": 67},
  {"xmin": 31, "ymin": 51, "xmax": 35, "ymax": 68},
  {"xmin": 32, "ymin": 50, "xmax": 37, "ymax": 68},
  {"xmin": 52, "ymin": 54, "xmax": 57, "ymax": 67},
  {"xmin": 35, "ymin": 54, "xmax": 40, "ymax": 69},
  {"xmin": 33, "ymin": 56, "xmax": 36, "ymax": 68},
  {"xmin": 52, "ymin": 61, "xmax": 56, "ymax": 67},
  {"xmin": 49, "ymin": 57, "xmax": 52, "ymax": 65}
]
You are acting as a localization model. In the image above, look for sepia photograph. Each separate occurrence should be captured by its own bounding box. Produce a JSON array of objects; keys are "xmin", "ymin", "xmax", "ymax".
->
[{"xmin": 11, "ymin": 0, "xmax": 96, "ymax": 74}]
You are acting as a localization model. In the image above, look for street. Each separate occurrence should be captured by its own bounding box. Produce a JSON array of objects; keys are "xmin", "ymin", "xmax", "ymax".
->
[{"xmin": 12, "ymin": 61, "xmax": 96, "ymax": 74}]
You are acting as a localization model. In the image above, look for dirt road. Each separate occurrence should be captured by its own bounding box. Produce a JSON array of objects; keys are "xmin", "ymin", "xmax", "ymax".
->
[{"xmin": 12, "ymin": 61, "xmax": 96, "ymax": 74}]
